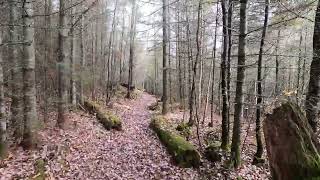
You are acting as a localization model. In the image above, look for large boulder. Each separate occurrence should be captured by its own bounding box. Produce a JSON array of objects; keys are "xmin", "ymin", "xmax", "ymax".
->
[
  {"xmin": 264, "ymin": 102, "xmax": 320, "ymax": 180},
  {"xmin": 150, "ymin": 116, "xmax": 201, "ymax": 168}
]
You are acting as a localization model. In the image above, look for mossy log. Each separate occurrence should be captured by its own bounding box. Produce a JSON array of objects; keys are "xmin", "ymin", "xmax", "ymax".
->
[
  {"xmin": 264, "ymin": 103, "xmax": 320, "ymax": 180},
  {"xmin": 84, "ymin": 99, "xmax": 122, "ymax": 130},
  {"xmin": 150, "ymin": 116, "xmax": 201, "ymax": 168}
]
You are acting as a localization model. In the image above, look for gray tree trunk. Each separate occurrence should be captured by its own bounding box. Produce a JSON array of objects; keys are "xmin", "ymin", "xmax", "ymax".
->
[
  {"xmin": 231, "ymin": 0, "xmax": 248, "ymax": 168},
  {"xmin": 9, "ymin": 0, "xmax": 23, "ymax": 141},
  {"xmin": 0, "ymin": 30, "xmax": 7, "ymax": 158},
  {"xmin": 162, "ymin": 0, "xmax": 168, "ymax": 114},
  {"xmin": 21, "ymin": 0, "xmax": 38, "ymax": 149},
  {"xmin": 57, "ymin": 0, "xmax": 68, "ymax": 128}
]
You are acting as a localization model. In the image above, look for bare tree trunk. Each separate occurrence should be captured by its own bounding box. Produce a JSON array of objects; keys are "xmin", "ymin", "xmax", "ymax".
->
[
  {"xmin": 231, "ymin": 0, "xmax": 248, "ymax": 168},
  {"xmin": 69, "ymin": 1, "xmax": 77, "ymax": 107},
  {"xmin": 57, "ymin": 0, "xmax": 68, "ymax": 128},
  {"xmin": 162, "ymin": 0, "xmax": 168, "ymax": 114},
  {"xmin": 306, "ymin": 0, "xmax": 320, "ymax": 132},
  {"xmin": 0, "ymin": 30, "xmax": 7, "ymax": 158},
  {"xmin": 21, "ymin": 0, "xmax": 38, "ymax": 149},
  {"xmin": 297, "ymin": 31, "xmax": 303, "ymax": 104},
  {"xmin": 220, "ymin": 0, "xmax": 230, "ymax": 150},
  {"xmin": 188, "ymin": 0, "xmax": 202, "ymax": 125},
  {"xmin": 43, "ymin": 0, "xmax": 52, "ymax": 122},
  {"xmin": 253, "ymin": 0, "xmax": 269, "ymax": 164},
  {"xmin": 210, "ymin": 4, "xmax": 219, "ymax": 127},
  {"xmin": 275, "ymin": 30, "xmax": 281, "ymax": 96},
  {"xmin": 9, "ymin": 0, "xmax": 23, "ymax": 141},
  {"xmin": 79, "ymin": 13, "xmax": 85, "ymax": 105},
  {"xmin": 127, "ymin": 0, "xmax": 136, "ymax": 99}
]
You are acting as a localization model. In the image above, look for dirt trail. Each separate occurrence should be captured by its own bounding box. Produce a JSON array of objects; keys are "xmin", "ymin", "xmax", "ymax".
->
[
  {"xmin": 1, "ymin": 92, "xmax": 199, "ymax": 180},
  {"xmin": 95, "ymin": 92, "xmax": 198, "ymax": 179}
]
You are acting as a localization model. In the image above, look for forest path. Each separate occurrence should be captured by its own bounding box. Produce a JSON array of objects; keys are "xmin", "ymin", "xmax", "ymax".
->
[
  {"xmin": 53, "ymin": 92, "xmax": 199, "ymax": 179},
  {"xmin": 94, "ymin": 92, "xmax": 198, "ymax": 179},
  {"xmin": 0, "ymin": 92, "xmax": 198, "ymax": 179}
]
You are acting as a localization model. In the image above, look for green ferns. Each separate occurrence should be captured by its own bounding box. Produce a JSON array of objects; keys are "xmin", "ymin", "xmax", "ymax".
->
[
  {"xmin": 84, "ymin": 99, "xmax": 122, "ymax": 131},
  {"xmin": 150, "ymin": 116, "xmax": 200, "ymax": 168}
]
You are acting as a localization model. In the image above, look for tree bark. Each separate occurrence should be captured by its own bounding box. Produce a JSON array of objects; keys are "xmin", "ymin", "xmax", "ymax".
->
[
  {"xmin": 126, "ymin": 0, "xmax": 136, "ymax": 99},
  {"xmin": 264, "ymin": 103, "xmax": 320, "ymax": 180},
  {"xmin": 231, "ymin": 0, "xmax": 248, "ymax": 168},
  {"xmin": 220, "ymin": 0, "xmax": 230, "ymax": 150},
  {"xmin": 305, "ymin": 0, "xmax": 320, "ymax": 132},
  {"xmin": 0, "ymin": 30, "xmax": 7, "ymax": 158},
  {"xmin": 21, "ymin": 0, "xmax": 38, "ymax": 149},
  {"xmin": 57, "ymin": 0, "xmax": 68, "ymax": 128},
  {"xmin": 9, "ymin": 0, "xmax": 23, "ymax": 141},
  {"xmin": 253, "ymin": 0, "xmax": 269, "ymax": 164},
  {"xmin": 162, "ymin": 0, "xmax": 168, "ymax": 115}
]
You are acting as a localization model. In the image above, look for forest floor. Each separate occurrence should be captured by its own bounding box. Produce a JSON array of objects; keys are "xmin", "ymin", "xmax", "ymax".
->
[{"xmin": 0, "ymin": 91, "xmax": 270, "ymax": 179}]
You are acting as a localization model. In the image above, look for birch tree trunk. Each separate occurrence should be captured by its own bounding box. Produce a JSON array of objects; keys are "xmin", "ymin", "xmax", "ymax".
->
[{"xmin": 21, "ymin": 0, "xmax": 38, "ymax": 149}]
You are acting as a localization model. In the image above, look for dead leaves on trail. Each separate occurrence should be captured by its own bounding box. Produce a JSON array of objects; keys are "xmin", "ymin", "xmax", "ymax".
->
[{"xmin": 0, "ymin": 93, "xmax": 198, "ymax": 179}]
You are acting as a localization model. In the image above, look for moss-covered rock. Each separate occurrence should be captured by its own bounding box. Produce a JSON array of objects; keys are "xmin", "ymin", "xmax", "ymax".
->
[
  {"xmin": 84, "ymin": 99, "xmax": 122, "ymax": 131},
  {"xmin": 150, "ymin": 116, "xmax": 201, "ymax": 168},
  {"xmin": 205, "ymin": 141, "xmax": 222, "ymax": 163}
]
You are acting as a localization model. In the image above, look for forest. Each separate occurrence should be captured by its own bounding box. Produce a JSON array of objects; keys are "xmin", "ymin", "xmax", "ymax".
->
[{"xmin": 0, "ymin": 0, "xmax": 320, "ymax": 179}]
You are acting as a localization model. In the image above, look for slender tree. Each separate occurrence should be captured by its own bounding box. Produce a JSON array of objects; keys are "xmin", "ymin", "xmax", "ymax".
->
[
  {"xmin": 57, "ymin": 0, "xmax": 68, "ymax": 128},
  {"xmin": 231, "ymin": 0, "xmax": 248, "ymax": 168},
  {"xmin": 127, "ymin": 0, "xmax": 136, "ymax": 99},
  {"xmin": 253, "ymin": 0, "xmax": 269, "ymax": 164},
  {"xmin": 162, "ymin": 0, "xmax": 168, "ymax": 114},
  {"xmin": 0, "ymin": 30, "xmax": 6, "ymax": 158},
  {"xmin": 220, "ymin": 0, "xmax": 230, "ymax": 150}
]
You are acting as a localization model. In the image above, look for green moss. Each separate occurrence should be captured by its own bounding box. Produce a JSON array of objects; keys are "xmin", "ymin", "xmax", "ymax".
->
[
  {"xmin": 176, "ymin": 123, "xmax": 191, "ymax": 138},
  {"xmin": 32, "ymin": 159, "xmax": 46, "ymax": 180},
  {"xmin": 84, "ymin": 99, "xmax": 122, "ymax": 131},
  {"xmin": 150, "ymin": 116, "xmax": 201, "ymax": 168},
  {"xmin": 96, "ymin": 109, "xmax": 122, "ymax": 131}
]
